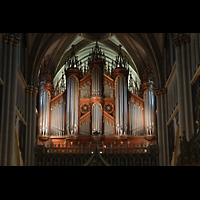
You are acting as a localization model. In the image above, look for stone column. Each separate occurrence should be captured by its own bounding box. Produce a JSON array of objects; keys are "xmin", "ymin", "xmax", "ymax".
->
[
  {"xmin": 28, "ymin": 86, "xmax": 33, "ymax": 166},
  {"xmin": 7, "ymin": 37, "xmax": 20, "ymax": 165},
  {"xmin": 181, "ymin": 34, "xmax": 195, "ymax": 139},
  {"xmin": 156, "ymin": 95, "xmax": 163, "ymax": 165},
  {"xmin": 173, "ymin": 36, "xmax": 186, "ymax": 138},
  {"xmin": 180, "ymin": 35, "xmax": 190, "ymax": 140},
  {"xmin": 155, "ymin": 87, "xmax": 168, "ymax": 165},
  {"xmin": 1, "ymin": 35, "xmax": 14, "ymax": 165},
  {"xmin": 24, "ymin": 87, "xmax": 29, "ymax": 166},
  {"xmin": 195, "ymin": 33, "xmax": 199, "ymax": 72},
  {"xmin": 0, "ymin": 34, "xmax": 8, "ymax": 165},
  {"xmin": 186, "ymin": 36, "xmax": 195, "ymax": 136},
  {"xmin": 24, "ymin": 86, "xmax": 38, "ymax": 166},
  {"xmin": 174, "ymin": 34, "xmax": 195, "ymax": 141},
  {"xmin": 190, "ymin": 34, "xmax": 196, "ymax": 77}
]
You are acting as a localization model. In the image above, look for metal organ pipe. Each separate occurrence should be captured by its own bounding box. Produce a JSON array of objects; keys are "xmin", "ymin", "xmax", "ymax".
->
[
  {"xmin": 115, "ymin": 77, "xmax": 119, "ymax": 135},
  {"xmin": 71, "ymin": 77, "xmax": 73, "ymax": 134},
  {"xmin": 124, "ymin": 77, "xmax": 127, "ymax": 134},
  {"xmin": 144, "ymin": 89, "xmax": 155, "ymax": 135},
  {"xmin": 115, "ymin": 76, "xmax": 128, "ymax": 135},
  {"xmin": 39, "ymin": 90, "xmax": 50, "ymax": 136},
  {"xmin": 66, "ymin": 76, "xmax": 79, "ymax": 135}
]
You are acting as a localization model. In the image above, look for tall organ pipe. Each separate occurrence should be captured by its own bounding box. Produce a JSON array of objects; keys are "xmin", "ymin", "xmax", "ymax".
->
[
  {"xmin": 144, "ymin": 89, "xmax": 155, "ymax": 135},
  {"xmin": 115, "ymin": 76, "xmax": 127, "ymax": 135},
  {"xmin": 66, "ymin": 76, "xmax": 79, "ymax": 135},
  {"xmin": 92, "ymin": 104, "xmax": 102, "ymax": 133},
  {"xmin": 39, "ymin": 90, "xmax": 50, "ymax": 136}
]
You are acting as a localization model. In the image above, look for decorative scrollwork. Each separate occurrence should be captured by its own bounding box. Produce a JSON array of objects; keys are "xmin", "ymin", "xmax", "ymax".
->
[
  {"xmin": 104, "ymin": 103, "xmax": 114, "ymax": 114},
  {"xmin": 80, "ymin": 103, "xmax": 90, "ymax": 114}
]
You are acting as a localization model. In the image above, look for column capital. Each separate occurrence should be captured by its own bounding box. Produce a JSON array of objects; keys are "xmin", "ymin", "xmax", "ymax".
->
[
  {"xmin": 25, "ymin": 86, "xmax": 30, "ymax": 93},
  {"xmin": 179, "ymin": 33, "xmax": 190, "ymax": 44},
  {"xmin": 173, "ymin": 37, "xmax": 181, "ymax": 47},
  {"xmin": 8, "ymin": 35, "xmax": 14, "ymax": 45},
  {"xmin": 2, "ymin": 34, "xmax": 8, "ymax": 43},
  {"xmin": 154, "ymin": 87, "xmax": 167, "ymax": 96},
  {"xmin": 173, "ymin": 33, "xmax": 190, "ymax": 47},
  {"xmin": 13, "ymin": 37, "xmax": 21, "ymax": 47},
  {"xmin": 33, "ymin": 87, "xmax": 38, "ymax": 95},
  {"xmin": 26, "ymin": 85, "xmax": 37, "ymax": 94}
]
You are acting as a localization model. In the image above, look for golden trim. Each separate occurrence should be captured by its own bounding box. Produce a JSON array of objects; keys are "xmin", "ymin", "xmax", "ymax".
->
[
  {"xmin": 13, "ymin": 37, "xmax": 21, "ymax": 47},
  {"xmin": 2, "ymin": 35, "xmax": 8, "ymax": 43},
  {"xmin": 154, "ymin": 87, "xmax": 167, "ymax": 96},
  {"xmin": 114, "ymin": 74, "xmax": 126, "ymax": 88},
  {"xmin": 91, "ymin": 65, "xmax": 102, "ymax": 76},
  {"xmin": 8, "ymin": 35, "xmax": 14, "ymax": 45},
  {"xmin": 91, "ymin": 102, "xmax": 103, "ymax": 113},
  {"xmin": 67, "ymin": 74, "xmax": 79, "ymax": 87}
]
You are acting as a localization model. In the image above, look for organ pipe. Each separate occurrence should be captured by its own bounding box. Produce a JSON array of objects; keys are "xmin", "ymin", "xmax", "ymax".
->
[
  {"xmin": 115, "ymin": 75, "xmax": 127, "ymax": 135},
  {"xmin": 66, "ymin": 76, "xmax": 79, "ymax": 135},
  {"xmin": 144, "ymin": 89, "xmax": 155, "ymax": 135},
  {"xmin": 39, "ymin": 90, "xmax": 50, "ymax": 136},
  {"xmin": 92, "ymin": 104, "xmax": 102, "ymax": 134}
]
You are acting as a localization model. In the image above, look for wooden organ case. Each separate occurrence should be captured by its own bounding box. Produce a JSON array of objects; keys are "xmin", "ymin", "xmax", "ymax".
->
[{"xmin": 37, "ymin": 43, "xmax": 157, "ymax": 153}]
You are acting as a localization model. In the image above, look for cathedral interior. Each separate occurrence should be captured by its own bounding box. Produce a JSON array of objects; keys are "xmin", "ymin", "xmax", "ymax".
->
[{"xmin": 0, "ymin": 33, "xmax": 199, "ymax": 166}]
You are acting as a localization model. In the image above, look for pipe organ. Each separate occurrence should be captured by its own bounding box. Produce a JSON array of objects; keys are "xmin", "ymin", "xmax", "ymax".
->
[{"xmin": 37, "ymin": 43, "xmax": 157, "ymax": 146}]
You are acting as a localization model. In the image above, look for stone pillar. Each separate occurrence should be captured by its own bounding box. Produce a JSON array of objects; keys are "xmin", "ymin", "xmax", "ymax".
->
[
  {"xmin": 181, "ymin": 34, "xmax": 195, "ymax": 139},
  {"xmin": 1, "ymin": 35, "xmax": 14, "ymax": 165},
  {"xmin": 155, "ymin": 87, "xmax": 168, "ymax": 165},
  {"xmin": 28, "ymin": 86, "xmax": 33, "ymax": 166},
  {"xmin": 173, "ymin": 36, "xmax": 186, "ymax": 138},
  {"xmin": 24, "ymin": 87, "xmax": 29, "ymax": 166},
  {"xmin": 190, "ymin": 34, "xmax": 196, "ymax": 76},
  {"xmin": 7, "ymin": 37, "xmax": 20, "ymax": 165},
  {"xmin": 156, "ymin": 95, "xmax": 163, "ymax": 165},
  {"xmin": 194, "ymin": 33, "xmax": 199, "ymax": 71},
  {"xmin": 0, "ymin": 34, "xmax": 20, "ymax": 166},
  {"xmin": 24, "ymin": 86, "xmax": 38, "ymax": 166},
  {"xmin": 174, "ymin": 34, "xmax": 195, "ymax": 141},
  {"xmin": 0, "ymin": 34, "xmax": 8, "ymax": 165}
]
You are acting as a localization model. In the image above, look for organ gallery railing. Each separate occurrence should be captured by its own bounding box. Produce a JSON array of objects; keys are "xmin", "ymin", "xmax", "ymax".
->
[{"xmin": 35, "ymin": 141, "xmax": 159, "ymax": 166}]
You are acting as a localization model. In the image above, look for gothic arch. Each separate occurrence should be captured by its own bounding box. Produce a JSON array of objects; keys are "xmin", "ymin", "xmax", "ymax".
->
[{"xmin": 28, "ymin": 33, "xmax": 163, "ymax": 90}]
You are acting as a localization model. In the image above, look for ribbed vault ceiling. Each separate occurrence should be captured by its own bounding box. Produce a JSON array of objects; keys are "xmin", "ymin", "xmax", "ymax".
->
[{"xmin": 29, "ymin": 33, "xmax": 162, "ymax": 88}]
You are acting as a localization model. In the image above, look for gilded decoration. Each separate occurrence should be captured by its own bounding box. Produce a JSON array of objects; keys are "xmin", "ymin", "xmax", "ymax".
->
[
  {"xmin": 80, "ymin": 103, "xmax": 90, "ymax": 114},
  {"xmin": 79, "ymin": 112, "xmax": 91, "ymax": 127},
  {"xmin": 173, "ymin": 33, "xmax": 190, "ymax": 47},
  {"xmin": 104, "ymin": 103, "xmax": 114, "ymax": 114},
  {"xmin": 154, "ymin": 87, "xmax": 167, "ymax": 96},
  {"xmin": 103, "ymin": 74, "xmax": 114, "ymax": 88},
  {"xmin": 51, "ymin": 94, "xmax": 65, "ymax": 108}
]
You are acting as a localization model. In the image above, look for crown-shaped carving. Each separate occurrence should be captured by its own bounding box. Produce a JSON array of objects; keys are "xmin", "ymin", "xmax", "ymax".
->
[
  {"xmin": 66, "ymin": 45, "xmax": 82, "ymax": 69},
  {"xmin": 88, "ymin": 41, "xmax": 105, "ymax": 63},
  {"xmin": 39, "ymin": 61, "xmax": 52, "ymax": 84},
  {"xmin": 112, "ymin": 45, "xmax": 129, "ymax": 69},
  {"xmin": 143, "ymin": 60, "xmax": 153, "ymax": 83}
]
